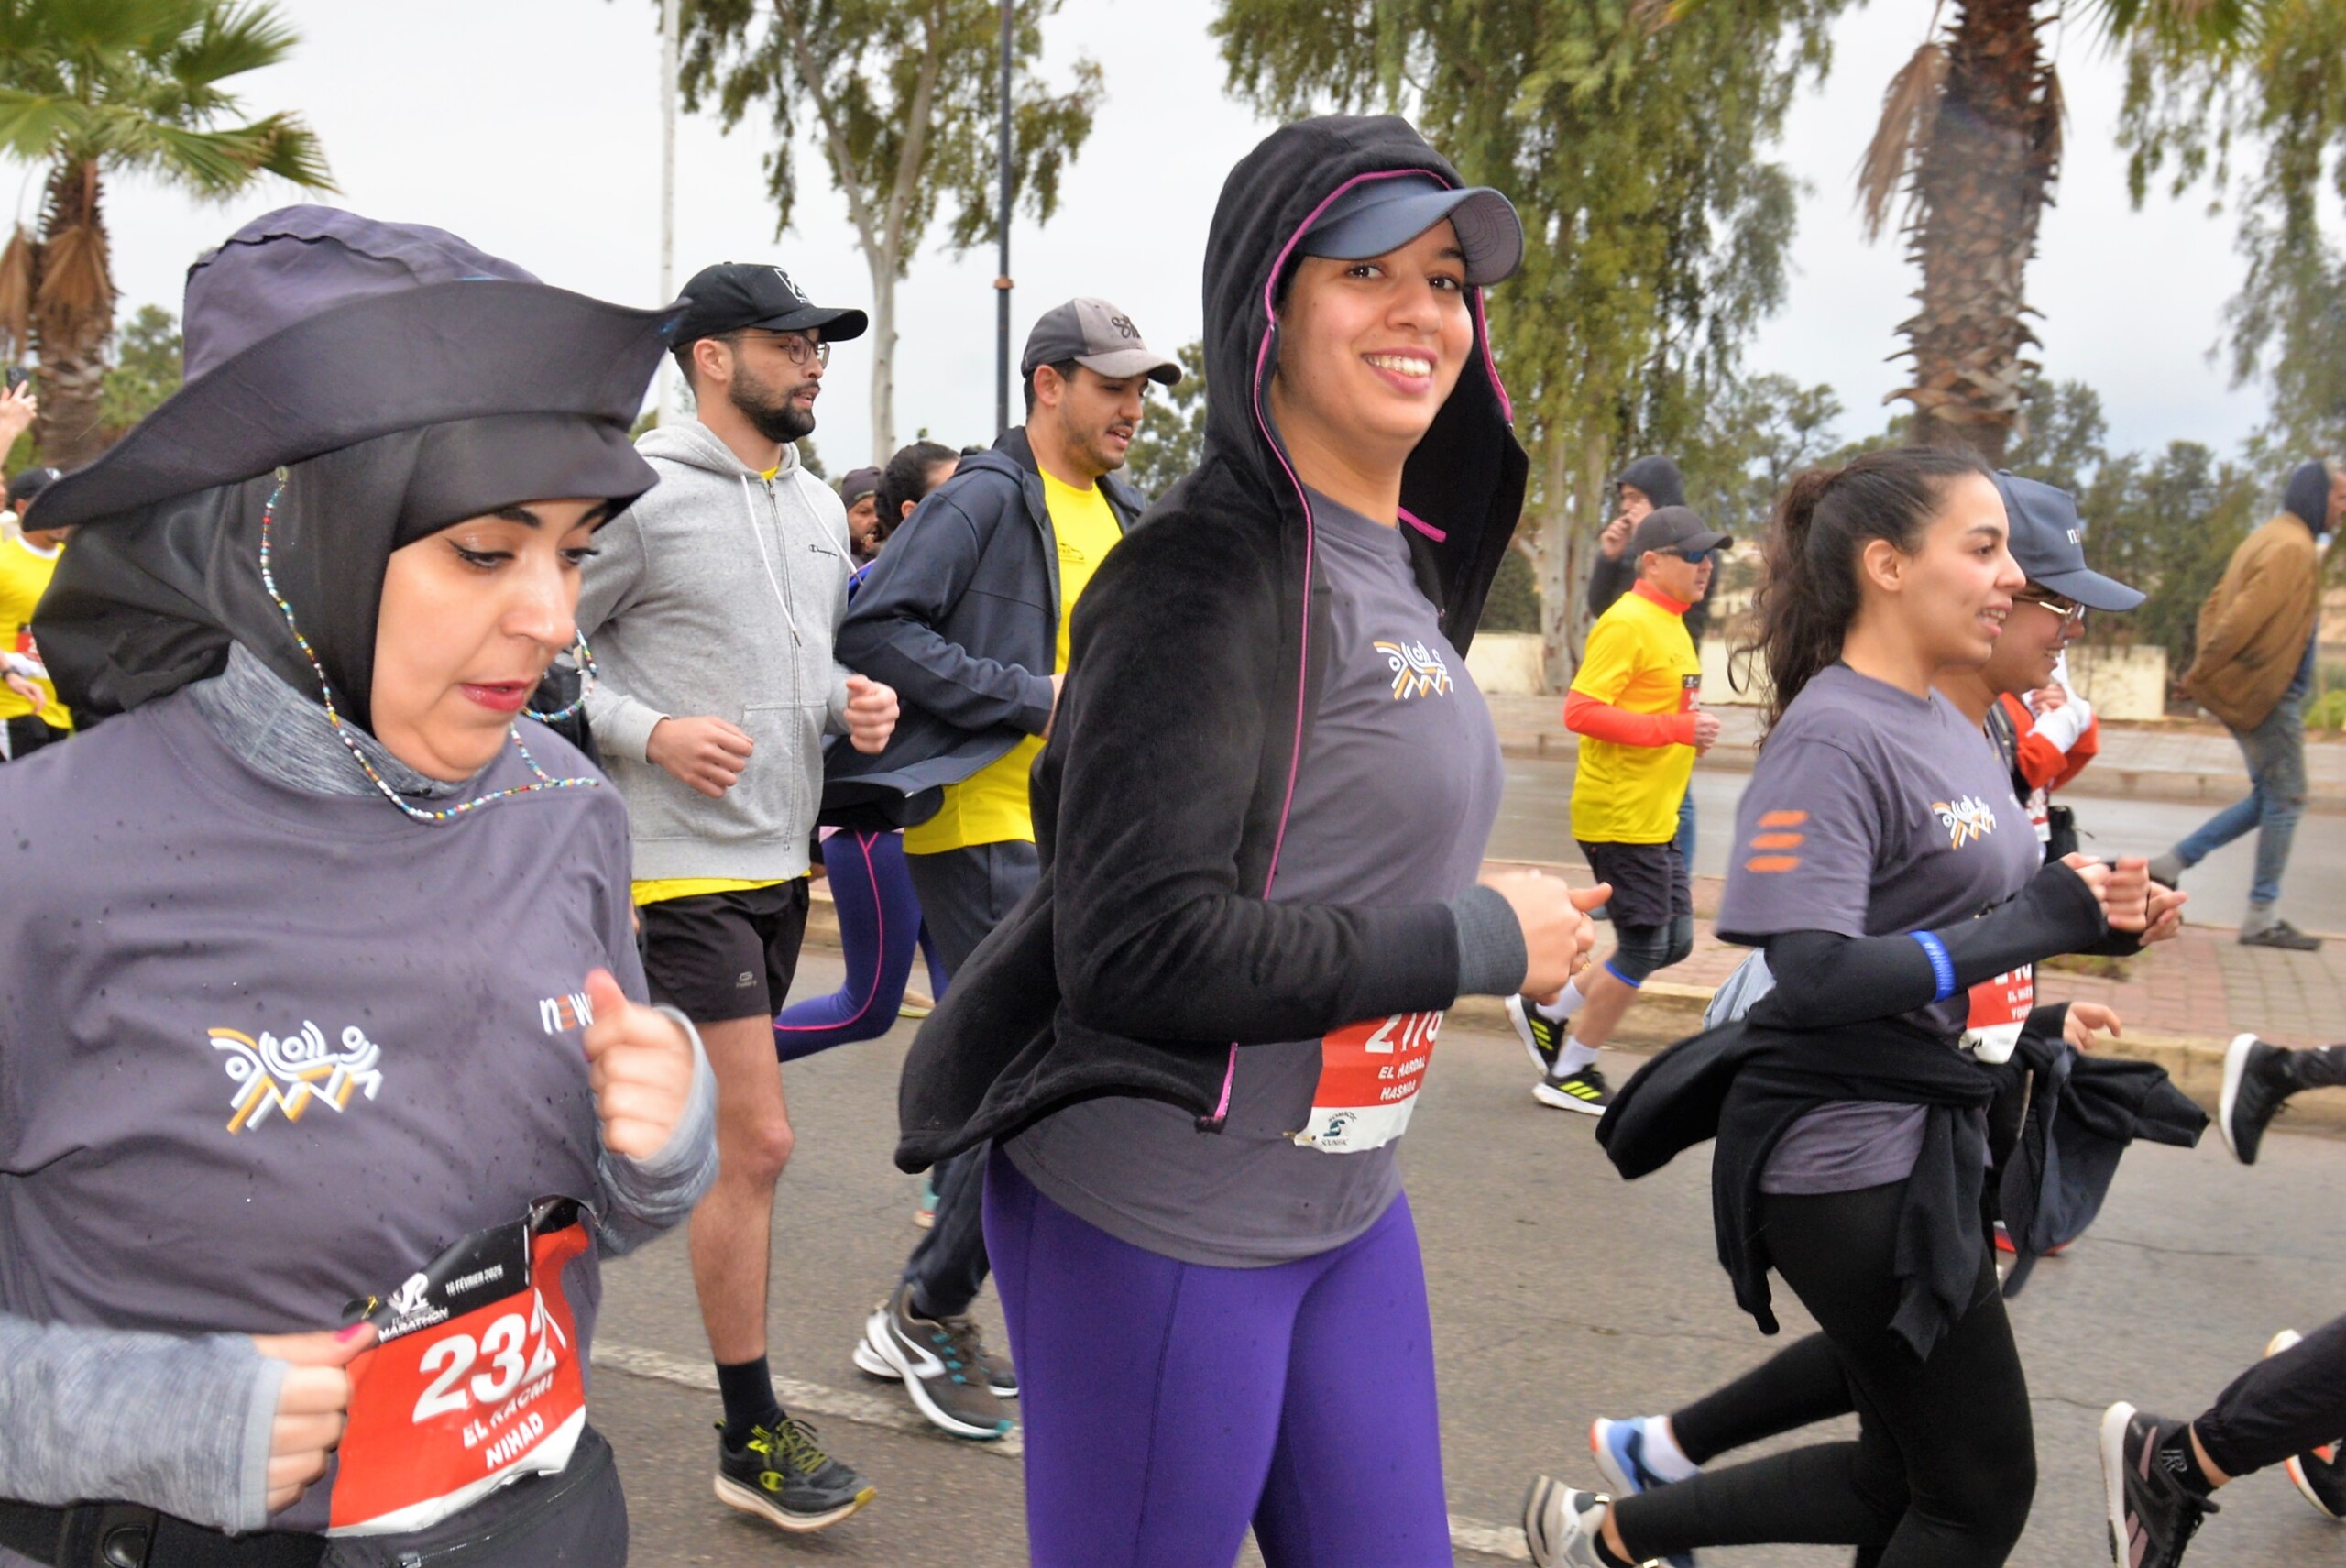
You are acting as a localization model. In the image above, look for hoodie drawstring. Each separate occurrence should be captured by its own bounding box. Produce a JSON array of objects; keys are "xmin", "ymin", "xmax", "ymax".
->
[{"xmin": 740, "ymin": 472, "xmax": 803, "ymax": 646}]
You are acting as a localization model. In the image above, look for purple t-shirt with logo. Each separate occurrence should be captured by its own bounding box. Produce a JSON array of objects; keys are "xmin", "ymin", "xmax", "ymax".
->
[
  {"xmin": 1005, "ymin": 492, "xmax": 1505, "ymax": 1266},
  {"xmin": 1716, "ymin": 664, "xmax": 2039, "ymax": 1194},
  {"xmin": 0, "ymin": 689, "xmax": 641, "ymax": 1531}
]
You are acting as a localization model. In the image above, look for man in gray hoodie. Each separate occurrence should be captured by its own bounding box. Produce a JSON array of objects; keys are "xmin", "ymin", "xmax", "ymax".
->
[{"xmin": 575, "ymin": 260, "xmax": 898, "ymax": 1533}]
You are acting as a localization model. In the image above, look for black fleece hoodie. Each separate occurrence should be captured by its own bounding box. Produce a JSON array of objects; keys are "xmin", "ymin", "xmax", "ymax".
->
[{"xmin": 894, "ymin": 116, "xmax": 1529, "ymax": 1169}]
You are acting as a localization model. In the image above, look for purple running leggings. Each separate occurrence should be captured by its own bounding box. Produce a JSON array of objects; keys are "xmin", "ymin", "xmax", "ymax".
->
[
  {"xmin": 772, "ymin": 830, "xmax": 948, "ymax": 1062},
  {"xmin": 982, "ymin": 1146, "xmax": 1452, "ymax": 1568}
]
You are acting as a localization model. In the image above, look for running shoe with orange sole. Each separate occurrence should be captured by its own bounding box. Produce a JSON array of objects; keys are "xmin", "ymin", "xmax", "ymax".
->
[{"xmin": 2264, "ymin": 1329, "xmax": 2346, "ymax": 1520}]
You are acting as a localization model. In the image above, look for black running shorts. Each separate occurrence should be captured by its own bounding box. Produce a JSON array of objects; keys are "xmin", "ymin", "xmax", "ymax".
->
[
  {"xmin": 638, "ymin": 879, "xmax": 811, "ymax": 1025},
  {"xmin": 1576, "ymin": 839, "xmax": 1691, "ymax": 932}
]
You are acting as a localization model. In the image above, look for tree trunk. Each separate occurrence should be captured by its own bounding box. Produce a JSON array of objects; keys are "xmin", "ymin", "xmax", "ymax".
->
[
  {"xmin": 866, "ymin": 257, "xmax": 896, "ymax": 465},
  {"xmin": 1529, "ymin": 429, "xmax": 1609, "ymax": 693},
  {"xmin": 31, "ymin": 159, "xmax": 116, "ymax": 468},
  {"xmin": 1892, "ymin": 0, "xmax": 2056, "ymax": 466}
]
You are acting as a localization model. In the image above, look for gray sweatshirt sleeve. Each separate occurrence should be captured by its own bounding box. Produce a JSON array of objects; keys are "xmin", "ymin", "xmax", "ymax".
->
[
  {"xmin": 591, "ymin": 1005, "xmax": 719, "ymax": 1257},
  {"xmin": 576, "ymin": 504, "xmax": 670, "ymax": 763},
  {"xmin": 1448, "ymin": 885, "xmax": 1529, "ymax": 997},
  {"xmin": 0, "ymin": 1313, "xmax": 284, "ymax": 1532}
]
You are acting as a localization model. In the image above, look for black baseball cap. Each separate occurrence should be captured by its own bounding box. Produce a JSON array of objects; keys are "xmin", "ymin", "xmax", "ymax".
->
[
  {"xmin": 6, "ymin": 466, "xmax": 60, "ymax": 509},
  {"xmin": 1993, "ymin": 471, "xmax": 2143, "ymax": 612},
  {"xmin": 1630, "ymin": 505, "xmax": 1731, "ymax": 559},
  {"xmin": 1300, "ymin": 173, "xmax": 1524, "ymax": 287},
  {"xmin": 1021, "ymin": 297, "xmax": 1182, "ymax": 384},
  {"xmin": 838, "ymin": 466, "xmax": 881, "ymax": 506},
  {"xmin": 672, "ymin": 261, "xmax": 868, "ymax": 347}
]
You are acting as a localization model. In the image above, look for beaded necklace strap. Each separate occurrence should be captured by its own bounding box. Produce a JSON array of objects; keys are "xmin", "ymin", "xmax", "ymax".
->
[{"xmin": 256, "ymin": 469, "xmax": 602, "ymax": 825}]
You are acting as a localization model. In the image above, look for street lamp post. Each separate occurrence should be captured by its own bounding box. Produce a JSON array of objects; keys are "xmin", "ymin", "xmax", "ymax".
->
[
  {"xmin": 994, "ymin": 0, "xmax": 1013, "ymax": 436},
  {"xmin": 657, "ymin": 0, "xmax": 681, "ymax": 427}
]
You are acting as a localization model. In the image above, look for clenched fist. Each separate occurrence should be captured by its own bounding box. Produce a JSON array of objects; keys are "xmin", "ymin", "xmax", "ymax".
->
[{"xmin": 582, "ymin": 968, "xmax": 696, "ymax": 1159}]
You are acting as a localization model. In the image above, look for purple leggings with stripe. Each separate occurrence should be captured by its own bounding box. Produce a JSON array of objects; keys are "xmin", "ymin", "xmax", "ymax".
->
[
  {"xmin": 772, "ymin": 830, "xmax": 948, "ymax": 1062},
  {"xmin": 982, "ymin": 1146, "xmax": 1452, "ymax": 1567}
]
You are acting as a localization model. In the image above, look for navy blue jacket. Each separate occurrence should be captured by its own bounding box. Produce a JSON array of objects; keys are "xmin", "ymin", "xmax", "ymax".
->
[{"xmin": 824, "ymin": 426, "xmax": 1146, "ymax": 827}]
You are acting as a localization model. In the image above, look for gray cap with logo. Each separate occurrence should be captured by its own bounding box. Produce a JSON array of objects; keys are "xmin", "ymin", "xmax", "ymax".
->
[{"xmin": 1021, "ymin": 297, "xmax": 1183, "ymax": 385}]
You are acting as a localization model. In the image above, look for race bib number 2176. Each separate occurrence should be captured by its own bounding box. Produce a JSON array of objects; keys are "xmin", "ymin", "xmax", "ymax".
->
[{"xmin": 1293, "ymin": 1011, "xmax": 1443, "ymax": 1155}]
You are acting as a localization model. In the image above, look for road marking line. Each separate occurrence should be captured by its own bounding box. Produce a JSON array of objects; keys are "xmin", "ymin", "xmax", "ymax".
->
[
  {"xmin": 591, "ymin": 1342, "xmax": 1529, "ymax": 1558},
  {"xmin": 591, "ymin": 1341, "xmax": 1024, "ymax": 1459}
]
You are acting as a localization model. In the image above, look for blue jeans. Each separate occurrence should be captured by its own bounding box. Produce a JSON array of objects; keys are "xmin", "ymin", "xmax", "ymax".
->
[
  {"xmin": 2176, "ymin": 694, "xmax": 2308, "ymax": 908},
  {"xmin": 1674, "ymin": 787, "xmax": 1696, "ymax": 863}
]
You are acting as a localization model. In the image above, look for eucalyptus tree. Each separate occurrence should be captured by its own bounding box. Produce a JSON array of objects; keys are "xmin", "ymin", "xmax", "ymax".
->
[{"xmin": 680, "ymin": 0, "xmax": 1101, "ymax": 460}]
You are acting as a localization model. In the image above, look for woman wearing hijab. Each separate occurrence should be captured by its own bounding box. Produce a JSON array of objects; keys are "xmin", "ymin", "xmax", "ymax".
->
[
  {"xmin": 0, "ymin": 209, "xmax": 717, "ymax": 1567},
  {"xmin": 890, "ymin": 116, "xmax": 1604, "ymax": 1566}
]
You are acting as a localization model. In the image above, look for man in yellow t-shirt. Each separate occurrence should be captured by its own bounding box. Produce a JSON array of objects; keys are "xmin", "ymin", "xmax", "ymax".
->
[
  {"xmin": 1, "ymin": 467, "xmax": 71, "ymax": 762},
  {"xmin": 829, "ymin": 297, "xmax": 1179, "ymax": 1440},
  {"xmin": 1515, "ymin": 507, "xmax": 1729, "ymax": 1115}
]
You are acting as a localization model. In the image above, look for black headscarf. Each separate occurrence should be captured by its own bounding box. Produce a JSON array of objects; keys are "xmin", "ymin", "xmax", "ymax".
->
[
  {"xmin": 2282, "ymin": 458, "xmax": 2332, "ymax": 534},
  {"xmin": 37, "ymin": 411, "xmax": 650, "ymax": 729}
]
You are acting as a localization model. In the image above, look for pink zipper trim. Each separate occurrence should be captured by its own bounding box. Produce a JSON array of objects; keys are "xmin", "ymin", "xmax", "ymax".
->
[
  {"xmin": 1207, "ymin": 168, "xmax": 1446, "ymax": 1125},
  {"xmin": 1397, "ymin": 505, "xmax": 1446, "ymax": 543}
]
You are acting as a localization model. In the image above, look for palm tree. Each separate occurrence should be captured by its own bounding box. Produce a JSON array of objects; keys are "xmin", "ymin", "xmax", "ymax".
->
[
  {"xmin": 1857, "ymin": 0, "xmax": 2258, "ymax": 463},
  {"xmin": 0, "ymin": 0, "xmax": 331, "ymax": 466}
]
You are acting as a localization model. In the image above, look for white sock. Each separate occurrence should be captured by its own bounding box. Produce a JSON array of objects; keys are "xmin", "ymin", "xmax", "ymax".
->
[
  {"xmin": 1640, "ymin": 1416, "xmax": 1700, "ymax": 1482},
  {"xmin": 1535, "ymin": 979, "xmax": 1588, "ymax": 1024},
  {"xmin": 1558, "ymin": 1036, "xmax": 1602, "ymax": 1076}
]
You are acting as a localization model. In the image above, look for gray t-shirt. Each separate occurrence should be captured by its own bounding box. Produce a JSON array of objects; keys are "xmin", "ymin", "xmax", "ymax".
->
[
  {"xmin": 1714, "ymin": 665, "xmax": 2040, "ymax": 1195},
  {"xmin": 0, "ymin": 686, "xmax": 645, "ymax": 1534},
  {"xmin": 1005, "ymin": 492, "xmax": 1505, "ymax": 1266}
]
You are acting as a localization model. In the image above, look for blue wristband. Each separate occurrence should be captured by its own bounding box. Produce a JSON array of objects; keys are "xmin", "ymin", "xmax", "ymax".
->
[{"xmin": 1910, "ymin": 931, "xmax": 1957, "ymax": 1003}]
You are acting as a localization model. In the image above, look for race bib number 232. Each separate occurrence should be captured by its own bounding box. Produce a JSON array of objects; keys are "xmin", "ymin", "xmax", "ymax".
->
[{"xmin": 329, "ymin": 1198, "xmax": 591, "ymax": 1536}]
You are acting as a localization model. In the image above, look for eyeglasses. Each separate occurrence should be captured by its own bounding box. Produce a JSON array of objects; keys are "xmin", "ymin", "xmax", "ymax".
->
[
  {"xmin": 732, "ymin": 330, "xmax": 830, "ymax": 367},
  {"xmin": 2013, "ymin": 587, "xmax": 2087, "ymax": 626}
]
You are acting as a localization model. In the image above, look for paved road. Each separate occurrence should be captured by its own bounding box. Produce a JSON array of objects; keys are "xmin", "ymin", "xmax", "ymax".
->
[
  {"xmin": 589, "ymin": 956, "xmax": 2346, "ymax": 1566},
  {"xmin": 1494, "ymin": 759, "xmax": 2346, "ymax": 937}
]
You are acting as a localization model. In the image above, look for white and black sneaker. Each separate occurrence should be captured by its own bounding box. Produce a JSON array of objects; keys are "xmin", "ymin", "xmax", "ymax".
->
[
  {"xmin": 851, "ymin": 1283, "xmax": 1014, "ymax": 1439},
  {"xmin": 1507, "ymin": 992, "xmax": 1569, "ymax": 1076},
  {"xmin": 1522, "ymin": 1477, "xmax": 1615, "ymax": 1568},
  {"xmin": 1534, "ymin": 1066, "xmax": 1614, "ymax": 1115}
]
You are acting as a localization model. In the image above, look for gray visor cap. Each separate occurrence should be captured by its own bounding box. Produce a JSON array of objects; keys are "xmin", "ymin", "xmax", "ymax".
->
[{"xmin": 1299, "ymin": 175, "xmax": 1525, "ymax": 286}]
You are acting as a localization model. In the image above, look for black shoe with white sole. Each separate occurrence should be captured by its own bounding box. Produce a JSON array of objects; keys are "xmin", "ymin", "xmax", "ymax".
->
[
  {"xmin": 2099, "ymin": 1402, "xmax": 2217, "ymax": 1568},
  {"xmin": 1507, "ymin": 992, "xmax": 1568, "ymax": 1077},
  {"xmin": 1534, "ymin": 1066, "xmax": 1613, "ymax": 1115},
  {"xmin": 714, "ymin": 1417, "xmax": 875, "ymax": 1532},
  {"xmin": 2220, "ymin": 1034, "xmax": 2290, "ymax": 1165},
  {"xmin": 855, "ymin": 1282, "xmax": 1014, "ymax": 1439}
]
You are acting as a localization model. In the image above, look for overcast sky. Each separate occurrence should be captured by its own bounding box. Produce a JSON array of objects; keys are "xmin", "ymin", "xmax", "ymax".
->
[{"xmin": 83, "ymin": 0, "xmax": 2265, "ymax": 471}]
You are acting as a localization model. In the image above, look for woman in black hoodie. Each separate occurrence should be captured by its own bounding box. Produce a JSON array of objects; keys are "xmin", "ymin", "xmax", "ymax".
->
[{"xmin": 891, "ymin": 117, "xmax": 1599, "ymax": 1564}]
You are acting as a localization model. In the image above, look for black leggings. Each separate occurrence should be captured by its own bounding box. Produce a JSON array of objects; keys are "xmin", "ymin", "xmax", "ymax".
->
[
  {"xmin": 1612, "ymin": 1182, "xmax": 2035, "ymax": 1568},
  {"xmin": 2195, "ymin": 1310, "xmax": 2346, "ymax": 1478}
]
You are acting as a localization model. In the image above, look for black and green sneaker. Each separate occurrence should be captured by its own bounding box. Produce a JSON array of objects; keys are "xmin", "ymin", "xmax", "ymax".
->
[
  {"xmin": 714, "ymin": 1416, "xmax": 876, "ymax": 1532},
  {"xmin": 1507, "ymin": 992, "xmax": 1568, "ymax": 1076},
  {"xmin": 1533, "ymin": 1065, "xmax": 1613, "ymax": 1116}
]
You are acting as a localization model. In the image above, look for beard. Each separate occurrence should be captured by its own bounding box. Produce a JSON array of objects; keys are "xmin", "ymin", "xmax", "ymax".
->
[{"xmin": 729, "ymin": 358, "xmax": 817, "ymax": 444}]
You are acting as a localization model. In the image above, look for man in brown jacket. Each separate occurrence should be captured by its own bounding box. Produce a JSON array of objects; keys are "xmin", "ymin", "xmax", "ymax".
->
[{"xmin": 2152, "ymin": 459, "xmax": 2342, "ymax": 949}]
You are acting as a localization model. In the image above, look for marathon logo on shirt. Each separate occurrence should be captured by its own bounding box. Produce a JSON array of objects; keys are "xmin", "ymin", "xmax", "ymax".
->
[
  {"xmin": 208, "ymin": 1021, "xmax": 386, "ymax": 1135},
  {"xmin": 1930, "ymin": 795, "xmax": 2000, "ymax": 850},
  {"xmin": 1375, "ymin": 639, "xmax": 1453, "ymax": 700},
  {"xmin": 538, "ymin": 991, "xmax": 595, "ymax": 1035}
]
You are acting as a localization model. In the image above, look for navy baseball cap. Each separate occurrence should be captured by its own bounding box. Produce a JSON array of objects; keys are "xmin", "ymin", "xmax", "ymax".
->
[
  {"xmin": 1629, "ymin": 505, "xmax": 1731, "ymax": 560},
  {"xmin": 838, "ymin": 466, "xmax": 881, "ymax": 506},
  {"xmin": 673, "ymin": 261, "xmax": 868, "ymax": 346},
  {"xmin": 1994, "ymin": 472, "xmax": 2143, "ymax": 612},
  {"xmin": 1300, "ymin": 174, "xmax": 1524, "ymax": 286}
]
